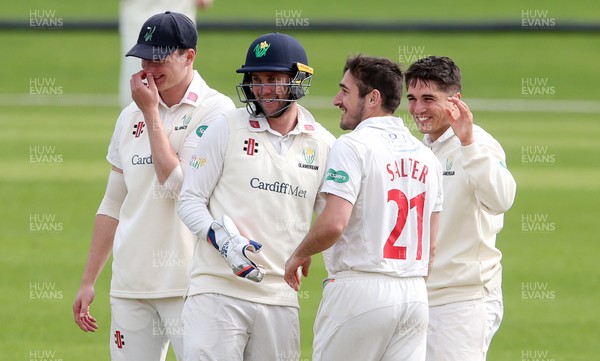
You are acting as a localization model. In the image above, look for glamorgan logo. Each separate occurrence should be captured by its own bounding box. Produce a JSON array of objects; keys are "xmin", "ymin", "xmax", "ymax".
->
[
  {"xmin": 325, "ymin": 168, "xmax": 349, "ymax": 183},
  {"xmin": 443, "ymin": 154, "xmax": 455, "ymax": 176},
  {"xmin": 250, "ymin": 177, "xmax": 307, "ymax": 198},
  {"xmin": 298, "ymin": 146, "xmax": 318, "ymax": 170},
  {"xmin": 144, "ymin": 26, "xmax": 156, "ymax": 41},
  {"xmin": 254, "ymin": 41, "xmax": 270, "ymax": 58},
  {"xmin": 175, "ymin": 114, "xmax": 192, "ymax": 131}
]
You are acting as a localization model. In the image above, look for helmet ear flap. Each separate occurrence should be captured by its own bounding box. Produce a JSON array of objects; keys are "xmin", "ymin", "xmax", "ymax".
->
[
  {"xmin": 290, "ymin": 70, "xmax": 312, "ymax": 100},
  {"xmin": 290, "ymin": 72, "xmax": 305, "ymax": 100}
]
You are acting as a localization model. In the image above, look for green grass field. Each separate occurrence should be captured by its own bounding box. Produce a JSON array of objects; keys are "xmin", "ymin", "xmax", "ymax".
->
[{"xmin": 1, "ymin": 1, "xmax": 599, "ymax": 360}]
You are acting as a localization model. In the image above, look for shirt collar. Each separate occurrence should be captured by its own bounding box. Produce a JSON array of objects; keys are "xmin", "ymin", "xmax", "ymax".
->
[
  {"xmin": 354, "ymin": 115, "xmax": 406, "ymax": 131},
  {"xmin": 423, "ymin": 126, "xmax": 455, "ymax": 147},
  {"xmin": 246, "ymin": 104, "xmax": 319, "ymax": 134},
  {"xmin": 158, "ymin": 70, "xmax": 206, "ymax": 109}
]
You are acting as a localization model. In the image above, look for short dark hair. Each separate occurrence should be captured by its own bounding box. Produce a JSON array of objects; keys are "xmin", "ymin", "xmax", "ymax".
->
[
  {"xmin": 343, "ymin": 55, "xmax": 404, "ymax": 114},
  {"xmin": 405, "ymin": 56, "xmax": 462, "ymax": 94}
]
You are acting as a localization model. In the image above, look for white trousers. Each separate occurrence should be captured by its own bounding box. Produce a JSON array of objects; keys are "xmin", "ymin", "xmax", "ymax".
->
[
  {"xmin": 183, "ymin": 293, "xmax": 300, "ymax": 361},
  {"xmin": 313, "ymin": 273, "xmax": 428, "ymax": 361},
  {"xmin": 426, "ymin": 286, "xmax": 503, "ymax": 361},
  {"xmin": 110, "ymin": 296, "xmax": 185, "ymax": 361}
]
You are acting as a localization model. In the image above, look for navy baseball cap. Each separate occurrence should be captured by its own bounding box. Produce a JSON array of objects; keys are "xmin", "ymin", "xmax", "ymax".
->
[
  {"xmin": 126, "ymin": 11, "xmax": 197, "ymax": 61},
  {"xmin": 236, "ymin": 33, "xmax": 309, "ymax": 74}
]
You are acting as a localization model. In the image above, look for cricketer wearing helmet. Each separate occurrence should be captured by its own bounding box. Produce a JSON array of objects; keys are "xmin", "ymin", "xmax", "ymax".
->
[{"xmin": 178, "ymin": 33, "xmax": 335, "ymax": 361}]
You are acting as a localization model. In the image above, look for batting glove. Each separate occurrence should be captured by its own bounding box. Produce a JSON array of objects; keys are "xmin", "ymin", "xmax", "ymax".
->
[{"xmin": 207, "ymin": 215, "xmax": 265, "ymax": 282}]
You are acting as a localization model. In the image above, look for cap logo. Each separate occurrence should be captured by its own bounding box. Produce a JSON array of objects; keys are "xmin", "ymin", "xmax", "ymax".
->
[
  {"xmin": 144, "ymin": 26, "xmax": 156, "ymax": 42},
  {"xmin": 254, "ymin": 41, "xmax": 270, "ymax": 58}
]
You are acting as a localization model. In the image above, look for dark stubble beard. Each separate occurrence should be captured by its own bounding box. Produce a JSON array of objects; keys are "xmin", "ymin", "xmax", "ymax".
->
[{"xmin": 340, "ymin": 97, "xmax": 366, "ymax": 131}]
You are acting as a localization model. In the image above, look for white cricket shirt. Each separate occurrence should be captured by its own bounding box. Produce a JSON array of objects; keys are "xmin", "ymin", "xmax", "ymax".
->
[
  {"xmin": 322, "ymin": 116, "xmax": 443, "ymax": 277},
  {"xmin": 106, "ymin": 71, "xmax": 235, "ymax": 298},
  {"xmin": 178, "ymin": 106, "xmax": 335, "ymax": 307},
  {"xmin": 424, "ymin": 125, "xmax": 516, "ymax": 306}
]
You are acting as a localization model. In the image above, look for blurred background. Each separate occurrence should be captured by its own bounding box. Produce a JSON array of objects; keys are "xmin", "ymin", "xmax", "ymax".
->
[{"xmin": 1, "ymin": 1, "xmax": 599, "ymax": 360}]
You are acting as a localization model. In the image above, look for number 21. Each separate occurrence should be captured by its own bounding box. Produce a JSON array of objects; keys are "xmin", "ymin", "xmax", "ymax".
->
[{"xmin": 384, "ymin": 190, "xmax": 425, "ymax": 260}]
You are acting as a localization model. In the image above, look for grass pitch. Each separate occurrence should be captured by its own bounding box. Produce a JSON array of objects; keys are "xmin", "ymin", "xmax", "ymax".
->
[{"xmin": 1, "ymin": 1, "xmax": 599, "ymax": 360}]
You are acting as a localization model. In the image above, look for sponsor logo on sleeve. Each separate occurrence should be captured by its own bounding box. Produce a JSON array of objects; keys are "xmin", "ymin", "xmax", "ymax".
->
[
  {"xmin": 196, "ymin": 125, "xmax": 208, "ymax": 137},
  {"xmin": 189, "ymin": 154, "xmax": 207, "ymax": 169},
  {"xmin": 325, "ymin": 168, "xmax": 349, "ymax": 183}
]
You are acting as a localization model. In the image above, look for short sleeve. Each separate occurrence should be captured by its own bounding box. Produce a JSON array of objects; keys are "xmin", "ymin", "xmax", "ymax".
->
[{"xmin": 320, "ymin": 136, "xmax": 362, "ymax": 206}]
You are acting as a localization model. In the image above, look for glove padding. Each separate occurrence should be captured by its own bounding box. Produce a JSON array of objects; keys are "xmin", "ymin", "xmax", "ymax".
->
[{"xmin": 207, "ymin": 215, "xmax": 265, "ymax": 282}]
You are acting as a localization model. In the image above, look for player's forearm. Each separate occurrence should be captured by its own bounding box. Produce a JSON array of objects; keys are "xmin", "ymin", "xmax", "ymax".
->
[
  {"xmin": 144, "ymin": 111, "xmax": 181, "ymax": 185},
  {"xmin": 178, "ymin": 128, "xmax": 226, "ymax": 236},
  {"xmin": 79, "ymin": 214, "xmax": 117, "ymax": 288},
  {"xmin": 178, "ymin": 189, "xmax": 214, "ymax": 238},
  {"xmin": 294, "ymin": 225, "xmax": 340, "ymax": 260},
  {"xmin": 427, "ymin": 212, "xmax": 440, "ymax": 277},
  {"xmin": 294, "ymin": 195, "xmax": 351, "ymax": 259}
]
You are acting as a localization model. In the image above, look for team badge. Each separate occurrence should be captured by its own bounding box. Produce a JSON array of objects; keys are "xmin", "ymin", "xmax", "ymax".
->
[
  {"xmin": 254, "ymin": 41, "xmax": 270, "ymax": 58},
  {"xmin": 175, "ymin": 114, "xmax": 191, "ymax": 131},
  {"xmin": 144, "ymin": 26, "xmax": 156, "ymax": 42},
  {"xmin": 298, "ymin": 146, "xmax": 319, "ymax": 170},
  {"xmin": 443, "ymin": 154, "xmax": 455, "ymax": 176}
]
